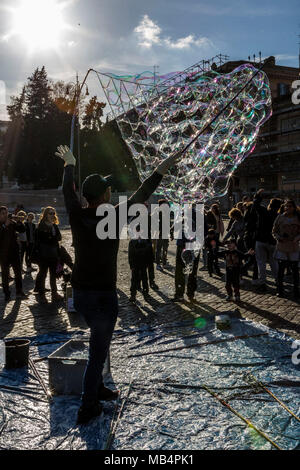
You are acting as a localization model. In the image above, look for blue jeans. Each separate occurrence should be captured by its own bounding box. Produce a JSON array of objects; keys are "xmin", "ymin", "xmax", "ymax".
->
[{"xmin": 73, "ymin": 289, "xmax": 118, "ymax": 406}]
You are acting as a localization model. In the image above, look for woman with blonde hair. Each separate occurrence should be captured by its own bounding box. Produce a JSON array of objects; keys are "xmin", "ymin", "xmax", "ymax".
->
[{"xmin": 34, "ymin": 207, "xmax": 63, "ymax": 302}]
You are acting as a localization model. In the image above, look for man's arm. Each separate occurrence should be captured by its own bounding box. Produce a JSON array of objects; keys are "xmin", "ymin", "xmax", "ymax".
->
[
  {"xmin": 62, "ymin": 165, "xmax": 82, "ymax": 214},
  {"xmin": 121, "ymin": 152, "xmax": 181, "ymax": 208}
]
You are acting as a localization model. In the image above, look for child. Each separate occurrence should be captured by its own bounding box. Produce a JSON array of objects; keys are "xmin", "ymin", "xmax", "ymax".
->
[
  {"xmin": 204, "ymin": 228, "xmax": 221, "ymax": 277},
  {"xmin": 218, "ymin": 239, "xmax": 250, "ymax": 302},
  {"xmin": 128, "ymin": 237, "xmax": 153, "ymax": 302}
]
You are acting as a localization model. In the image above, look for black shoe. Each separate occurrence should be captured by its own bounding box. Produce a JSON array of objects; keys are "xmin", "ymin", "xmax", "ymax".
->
[
  {"xmin": 187, "ymin": 295, "xmax": 195, "ymax": 303},
  {"xmin": 215, "ymin": 271, "xmax": 222, "ymax": 277},
  {"xmin": 129, "ymin": 295, "xmax": 136, "ymax": 303},
  {"xmin": 98, "ymin": 385, "xmax": 119, "ymax": 401},
  {"xmin": 150, "ymin": 282, "xmax": 159, "ymax": 290},
  {"xmin": 77, "ymin": 402, "xmax": 103, "ymax": 425},
  {"xmin": 293, "ymin": 290, "xmax": 300, "ymax": 299},
  {"xmin": 172, "ymin": 296, "xmax": 184, "ymax": 302},
  {"xmin": 4, "ymin": 294, "xmax": 11, "ymax": 303},
  {"xmin": 16, "ymin": 291, "xmax": 28, "ymax": 299},
  {"xmin": 257, "ymin": 284, "xmax": 267, "ymax": 293},
  {"xmin": 276, "ymin": 290, "xmax": 285, "ymax": 298}
]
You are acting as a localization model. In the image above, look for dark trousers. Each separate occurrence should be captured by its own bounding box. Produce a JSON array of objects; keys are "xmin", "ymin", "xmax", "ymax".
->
[
  {"xmin": 278, "ymin": 260, "xmax": 299, "ymax": 293},
  {"xmin": 225, "ymin": 267, "xmax": 240, "ymax": 297},
  {"xmin": 207, "ymin": 251, "xmax": 220, "ymax": 275},
  {"xmin": 35, "ymin": 257, "xmax": 58, "ymax": 293},
  {"xmin": 175, "ymin": 246, "xmax": 199, "ymax": 297},
  {"xmin": 1, "ymin": 257, "xmax": 23, "ymax": 296},
  {"xmin": 20, "ymin": 241, "xmax": 27, "ymax": 268},
  {"xmin": 242, "ymin": 254, "xmax": 258, "ymax": 280},
  {"xmin": 73, "ymin": 289, "xmax": 118, "ymax": 406},
  {"xmin": 156, "ymin": 239, "xmax": 169, "ymax": 265},
  {"xmin": 131, "ymin": 266, "xmax": 148, "ymax": 295},
  {"xmin": 147, "ymin": 262, "xmax": 155, "ymax": 285},
  {"xmin": 25, "ymin": 242, "xmax": 34, "ymax": 268}
]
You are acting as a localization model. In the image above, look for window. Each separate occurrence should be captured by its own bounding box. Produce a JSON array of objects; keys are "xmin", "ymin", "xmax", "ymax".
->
[{"xmin": 277, "ymin": 83, "xmax": 290, "ymax": 97}]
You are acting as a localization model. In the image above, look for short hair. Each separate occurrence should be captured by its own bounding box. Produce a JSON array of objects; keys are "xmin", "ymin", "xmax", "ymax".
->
[
  {"xmin": 268, "ymin": 198, "xmax": 282, "ymax": 212},
  {"xmin": 228, "ymin": 208, "xmax": 242, "ymax": 219},
  {"xmin": 17, "ymin": 210, "xmax": 26, "ymax": 217}
]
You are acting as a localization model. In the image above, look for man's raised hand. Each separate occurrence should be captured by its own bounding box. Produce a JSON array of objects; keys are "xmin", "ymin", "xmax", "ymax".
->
[{"xmin": 55, "ymin": 145, "xmax": 76, "ymax": 167}]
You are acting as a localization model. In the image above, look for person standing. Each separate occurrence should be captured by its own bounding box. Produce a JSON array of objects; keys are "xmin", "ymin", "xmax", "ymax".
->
[
  {"xmin": 272, "ymin": 199, "xmax": 300, "ymax": 298},
  {"xmin": 16, "ymin": 210, "xmax": 27, "ymax": 272},
  {"xmin": 57, "ymin": 144, "xmax": 180, "ymax": 424},
  {"xmin": 252, "ymin": 190, "xmax": 282, "ymax": 291},
  {"xmin": 25, "ymin": 212, "xmax": 37, "ymax": 272},
  {"xmin": 206, "ymin": 204, "xmax": 224, "ymax": 240},
  {"xmin": 34, "ymin": 207, "xmax": 63, "ymax": 303},
  {"xmin": 0, "ymin": 206, "xmax": 27, "ymax": 302}
]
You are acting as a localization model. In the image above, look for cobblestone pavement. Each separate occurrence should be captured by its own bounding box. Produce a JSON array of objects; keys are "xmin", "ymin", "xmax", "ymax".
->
[{"xmin": 1, "ymin": 229, "xmax": 299, "ymax": 340}]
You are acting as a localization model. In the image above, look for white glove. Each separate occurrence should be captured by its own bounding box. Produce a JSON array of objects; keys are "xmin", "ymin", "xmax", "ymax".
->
[{"xmin": 55, "ymin": 145, "xmax": 76, "ymax": 167}]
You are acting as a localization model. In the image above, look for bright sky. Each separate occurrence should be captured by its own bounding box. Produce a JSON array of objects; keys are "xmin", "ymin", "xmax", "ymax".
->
[{"xmin": 0, "ymin": 0, "xmax": 299, "ymax": 120}]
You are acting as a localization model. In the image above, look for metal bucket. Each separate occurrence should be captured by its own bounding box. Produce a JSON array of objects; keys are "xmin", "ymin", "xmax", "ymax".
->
[{"xmin": 5, "ymin": 338, "xmax": 30, "ymax": 369}]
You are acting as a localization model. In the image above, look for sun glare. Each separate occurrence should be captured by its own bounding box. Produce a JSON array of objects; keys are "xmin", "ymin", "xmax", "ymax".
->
[{"xmin": 11, "ymin": 0, "xmax": 66, "ymax": 51}]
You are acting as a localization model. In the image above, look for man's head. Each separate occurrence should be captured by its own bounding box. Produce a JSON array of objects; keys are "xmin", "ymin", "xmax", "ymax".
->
[
  {"xmin": 268, "ymin": 198, "xmax": 282, "ymax": 213},
  {"xmin": 82, "ymin": 174, "xmax": 112, "ymax": 206},
  {"xmin": 208, "ymin": 228, "xmax": 215, "ymax": 238},
  {"xmin": 0, "ymin": 206, "xmax": 8, "ymax": 224},
  {"xmin": 27, "ymin": 212, "xmax": 35, "ymax": 223}
]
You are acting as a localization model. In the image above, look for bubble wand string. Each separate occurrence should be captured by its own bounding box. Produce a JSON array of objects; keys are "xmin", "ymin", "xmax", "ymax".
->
[
  {"xmin": 245, "ymin": 372, "xmax": 300, "ymax": 423},
  {"xmin": 177, "ymin": 58, "xmax": 271, "ymax": 158}
]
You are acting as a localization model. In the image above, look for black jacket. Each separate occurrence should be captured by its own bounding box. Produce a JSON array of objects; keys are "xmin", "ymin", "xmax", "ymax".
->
[
  {"xmin": 128, "ymin": 239, "xmax": 153, "ymax": 268},
  {"xmin": 0, "ymin": 220, "xmax": 25, "ymax": 263},
  {"xmin": 36, "ymin": 223, "xmax": 61, "ymax": 259},
  {"xmin": 63, "ymin": 165, "xmax": 162, "ymax": 290},
  {"xmin": 253, "ymin": 194, "xmax": 278, "ymax": 245},
  {"xmin": 25, "ymin": 221, "xmax": 36, "ymax": 244}
]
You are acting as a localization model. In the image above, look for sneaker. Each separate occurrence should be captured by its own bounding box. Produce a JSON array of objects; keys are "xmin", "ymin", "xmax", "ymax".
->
[
  {"xmin": 156, "ymin": 265, "xmax": 163, "ymax": 271},
  {"xmin": 226, "ymin": 295, "xmax": 232, "ymax": 301},
  {"xmin": 257, "ymin": 284, "xmax": 267, "ymax": 293},
  {"xmin": 39, "ymin": 294, "xmax": 48, "ymax": 304},
  {"xmin": 150, "ymin": 282, "xmax": 159, "ymax": 290},
  {"xmin": 16, "ymin": 291, "xmax": 28, "ymax": 299},
  {"xmin": 171, "ymin": 296, "xmax": 184, "ymax": 302},
  {"xmin": 77, "ymin": 403, "xmax": 103, "ymax": 425},
  {"xmin": 51, "ymin": 292, "xmax": 64, "ymax": 302},
  {"xmin": 98, "ymin": 385, "xmax": 119, "ymax": 401}
]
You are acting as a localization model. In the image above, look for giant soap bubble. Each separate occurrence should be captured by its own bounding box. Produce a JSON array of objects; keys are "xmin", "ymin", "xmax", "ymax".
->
[{"xmin": 109, "ymin": 64, "xmax": 272, "ymax": 203}]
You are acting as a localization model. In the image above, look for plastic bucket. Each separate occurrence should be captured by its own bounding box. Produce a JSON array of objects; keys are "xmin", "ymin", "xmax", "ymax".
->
[{"xmin": 5, "ymin": 339, "xmax": 30, "ymax": 369}]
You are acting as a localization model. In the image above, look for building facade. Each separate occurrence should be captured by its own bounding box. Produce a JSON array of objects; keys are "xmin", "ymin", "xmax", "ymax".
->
[{"xmin": 219, "ymin": 57, "xmax": 300, "ymax": 205}]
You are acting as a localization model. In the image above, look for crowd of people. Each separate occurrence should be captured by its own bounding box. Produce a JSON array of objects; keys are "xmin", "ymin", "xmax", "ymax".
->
[
  {"xmin": 0, "ymin": 205, "xmax": 73, "ymax": 303},
  {"xmin": 127, "ymin": 190, "xmax": 300, "ymax": 303},
  {"xmin": 0, "ymin": 191, "xmax": 299, "ymax": 306}
]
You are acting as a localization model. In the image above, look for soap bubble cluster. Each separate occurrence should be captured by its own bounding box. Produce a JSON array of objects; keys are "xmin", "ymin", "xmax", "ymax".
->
[{"xmin": 114, "ymin": 64, "xmax": 272, "ymax": 203}]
